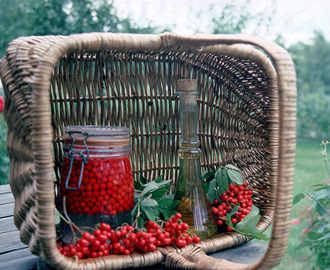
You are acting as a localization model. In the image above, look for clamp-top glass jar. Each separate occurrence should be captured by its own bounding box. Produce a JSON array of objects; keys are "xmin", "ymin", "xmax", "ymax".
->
[{"xmin": 57, "ymin": 126, "xmax": 134, "ymax": 238}]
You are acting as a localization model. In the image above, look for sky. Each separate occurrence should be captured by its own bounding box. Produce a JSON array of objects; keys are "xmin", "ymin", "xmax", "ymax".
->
[{"xmin": 113, "ymin": 0, "xmax": 330, "ymax": 46}]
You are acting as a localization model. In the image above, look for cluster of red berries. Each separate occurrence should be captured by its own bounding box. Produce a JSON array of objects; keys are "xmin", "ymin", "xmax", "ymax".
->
[
  {"xmin": 148, "ymin": 213, "xmax": 200, "ymax": 248},
  {"xmin": 57, "ymin": 213, "xmax": 200, "ymax": 259},
  {"xmin": 59, "ymin": 156, "xmax": 134, "ymax": 216},
  {"xmin": 211, "ymin": 182, "xmax": 253, "ymax": 232}
]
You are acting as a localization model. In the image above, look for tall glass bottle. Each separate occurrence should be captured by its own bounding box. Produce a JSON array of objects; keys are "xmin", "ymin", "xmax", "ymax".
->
[{"xmin": 174, "ymin": 79, "xmax": 217, "ymax": 239}]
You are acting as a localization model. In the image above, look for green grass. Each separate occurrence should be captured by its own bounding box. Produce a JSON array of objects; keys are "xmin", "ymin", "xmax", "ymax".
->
[{"xmin": 272, "ymin": 139, "xmax": 329, "ymax": 269}]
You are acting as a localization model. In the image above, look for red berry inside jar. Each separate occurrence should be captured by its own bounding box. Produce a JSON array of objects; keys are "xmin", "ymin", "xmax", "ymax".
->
[{"xmin": 57, "ymin": 126, "xmax": 134, "ymax": 243}]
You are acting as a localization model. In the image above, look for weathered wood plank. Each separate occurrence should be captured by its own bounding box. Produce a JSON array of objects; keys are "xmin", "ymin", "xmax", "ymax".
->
[
  {"xmin": 0, "ymin": 202, "xmax": 14, "ymax": 218},
  {"xmin": 0, "ymin": 248, "xmax": 38, "ymax": 270},
  {"xmin": 0, "ymin": 216, "xmax": 17, "ymax": 234},
  {"xmin": 210, "ymin": 241, "xmax": 267, "ymax": 264},
  {"xmin": 0, "ymin": 184, "xmax": 11, "ymax": 195},
  {"xmin": 0, "ymin": 192, "xmax": 15, "ymax": 205},
  {"xmin": 0, "ymin": 230, "xmax": 26, "ymax": 254}
]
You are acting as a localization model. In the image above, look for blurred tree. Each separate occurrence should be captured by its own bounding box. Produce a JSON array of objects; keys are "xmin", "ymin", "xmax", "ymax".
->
[
  {"xmin": 206, "ymin": 0, "xmax": 275, "ymax": 35},
  {"xmin": 0, "ymin": 0, "xmax": 159, "ymax": 58},
  {"xmin": 288, "ymin": 31, "xmax": 330, "ymax": 139},
  {"xmin": 211, "ymin": 3, "xmax": 253, "ymax": 34},
  {"xmin": 289, "ymin": 31, "xmax": 330, "ymax": 97}
]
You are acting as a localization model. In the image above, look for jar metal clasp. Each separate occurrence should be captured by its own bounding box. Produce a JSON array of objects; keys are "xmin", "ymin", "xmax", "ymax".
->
[{"xmin": 65, "ymin": 131, "xmax": 90, "ymax": 190}]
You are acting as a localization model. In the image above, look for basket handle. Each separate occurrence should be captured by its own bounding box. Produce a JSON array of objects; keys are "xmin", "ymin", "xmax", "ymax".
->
[{"xmin": 164, "ymin": 246, "xmax": 249, "ymax": 270}]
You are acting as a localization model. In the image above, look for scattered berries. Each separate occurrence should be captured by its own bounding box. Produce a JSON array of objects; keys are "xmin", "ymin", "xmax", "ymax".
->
[{"xmin": 57, "ymin": 214, "xmax": 200, "ymax": 259}]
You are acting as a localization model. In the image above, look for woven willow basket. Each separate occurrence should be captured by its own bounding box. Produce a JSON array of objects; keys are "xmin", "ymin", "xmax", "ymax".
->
[{"xmin": 0, "ymin": 33, "xmax": 296, "ymax": 270}]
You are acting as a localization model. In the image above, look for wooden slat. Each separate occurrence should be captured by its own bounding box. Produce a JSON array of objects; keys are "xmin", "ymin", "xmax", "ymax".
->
[
  {"xmin": 0, "ymin": 202, "xmax": 14, "ymax": 218},
  {"xmin": 0, "ymin": 216, "xmax": 17, "ymax": 234},
  {"xmin": 0, "ymin": 248, "xmax": 38, "ymax": 270},
  {"xmin": 0, "ymin": 230, "xmax": 26, "ymax": 254},
  {"xmin": 0, "ymin": 192, "xmax": 15, "ymax": 205},
  {"xmin": 0, "ymin": 184, "xmax": 11, "ymax": 195}
]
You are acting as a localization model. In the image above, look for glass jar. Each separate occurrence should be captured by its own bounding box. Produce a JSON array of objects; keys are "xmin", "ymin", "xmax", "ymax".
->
[{"xmin": 57, "ymin": 125, "xmax": 134, "ymax": 241}]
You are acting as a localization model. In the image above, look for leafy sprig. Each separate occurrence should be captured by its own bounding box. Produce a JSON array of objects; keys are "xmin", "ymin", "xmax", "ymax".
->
[
  {"xmin": 225, "ymin": 205, "xmax": 269, "ymax": 241},
  {"xmin": 132, "ymin": 175, "xmax": 179, "ymax": 228},
  {"xmin": 203, "ymin": 164, "xmax": 243, "ymax": 202},
  {"xmin": 203, "ymin": 165, "xmax": 269, "ymax": 241}
]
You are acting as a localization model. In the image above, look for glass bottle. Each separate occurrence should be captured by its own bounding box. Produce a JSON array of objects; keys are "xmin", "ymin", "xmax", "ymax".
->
[
  {"xmin": 174, "ymin": 79, "xmax": 217, "ymax": 239},
  {"xmin": 57, "ymin": 125, "xmax": 134, "ymax": 243}
]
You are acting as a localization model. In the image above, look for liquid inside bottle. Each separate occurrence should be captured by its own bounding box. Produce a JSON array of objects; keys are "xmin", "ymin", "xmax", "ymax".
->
[{"xmin": 174, "ymin": 79, "xmax": 217, "ymax": 239}]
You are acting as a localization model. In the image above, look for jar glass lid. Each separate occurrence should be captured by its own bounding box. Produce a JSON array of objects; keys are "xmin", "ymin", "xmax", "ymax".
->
[{"xmin": 61, "ymin": 125, "xmax": 130, "ymax": 145}]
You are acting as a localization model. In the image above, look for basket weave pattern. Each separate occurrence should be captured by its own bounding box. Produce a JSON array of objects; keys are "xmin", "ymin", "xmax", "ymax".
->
[{"xmin": 0, "ymin": 33, "xmax": 296, "ymax": 270}]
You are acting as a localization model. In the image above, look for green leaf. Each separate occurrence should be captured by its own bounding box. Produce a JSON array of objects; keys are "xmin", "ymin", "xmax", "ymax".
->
[
  {"xmin": 227, "ymin": 169, "xmax": 243, "ymax": 185},
  {"xmin": 225, "ymin": 164, "xmax": 240, "ymax": 171},
  {"xmin": 311, "ymin": 183, "xmax": 330, "ymax": 191},
  {"xmin": 140, "ymin": 181, "xmax": 159, "ymax": 197},
  {"xmin": 307, "ymin": 231, "xmax": 324, "ymax": 241},
  {"xmin": 316, "ymin": 200, "xmax": 326, "ymax": 216},
  {"xmin": 151, "ymin": 187, "xmax": 169, "ymax": 201},
  {"xmin": 131, "ymin": 204, "xmax": 139, "ymax": 217},
  {"xmin": 158, "ymin": 198, "xmax": 174, "ymax": 208},
  {"xmin": 160, "ymin": 200, "xmax": 179, "ymax": 220},
  {"xmin": 134, "ymin": 180, "xmax": 143, "ymax": 191},
  {"xmin": 317, "ymin": 223, "xmax": 330, "ymax": 233},
  {"xmin": 313, "ymin": 189, "xmax": 328, "ymax": 200},
  {"xmin": 327, "ymin": 187, "xmax": 330, "ymax": 199},
  {"xmin": 294, "ymin": 240, "xmax": 313, "ymax": 252},
  {"xmin": 168, "ymin": 199, "xmax": 179, "ymax": 210},
  {"xmin": 227, "ymin": 205, "xmax": 269, "ymax": 241},
  {"xmin": 228, "ymin": 204, "xmax": 240, "ymax": 217},
  {"xmin": 157, "ymin": 179, "xmax": 172, "ymax": 188},
  {"xmin": 232, "ymin": 228, "xmax": 269, "ymax": 241},
  {"xmin": 216, "ymin": 168, "xmax": 229, "ymax": 194},
  {"xmin": 140, "ymin": 174, "xmax": 148, "ymax": 185},
  {"xmin": 207, "ymin": 178, "xmax": 218, "ymax": 202},
  {"xmin": 137, "ymin": 216, "xmax": 145, "ymax": 228},
  {"xmin": 141, "ymin": 205, "xmax": 156, "ymax": 222},
  {"xmin": 161, "ymin": 194, "xmax": 175, "ymax": 200},
  {"xmin": 293, "ymin": 193, "xmax": 305, "ymax": 204},
  {"xmin": 134, "ymin": 192, "xmax": 141, "ymax": 200},
  {"xmin": 161, "ymin": 208, "xmax": 177, "ymax": 220},
  {"xmin": 236, "ymin": 214, "xmax": 261, "ymax": 233},
  {"xmin": 202, "ymin": 171, "xmax": 216, "ymax": 182},
  {"xmin": 225, "ymin": 214, "xmax": 234, "ymax": 228},
  {"xmin": 152, "ymin": 207, "xmax": 160, "ymax": 217},
  {"xmin": 249, "ymin": 204, "xmax": 260, "ymax": 216},
  {"xmin": 203, "ymin": 171, "xmax": 216, "ymax": 178},
  {"xmin": 141, "ymin": 198, "xmax": 158, "ymax": 207},
  {"xmin": 154, "ymin": 175, "xmax": 163, "ymax": 183},
  {"xmin": 242, "ymin": 231, "xmax": 269, "ymax": 241},
  {"xmin": 235, "ymin": 205, "xmax": 260, "ymax": 231},
  {"xmin": 317, "ymin": 232, "xmax": 330, "ymax": 241},
  {"xmin": 204, "ymin": 182, "xmax": 209, "ymax": 194}
]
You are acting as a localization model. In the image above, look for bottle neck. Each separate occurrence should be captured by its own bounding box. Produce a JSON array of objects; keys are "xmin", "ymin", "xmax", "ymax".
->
[{"xmin": 178, "ymin": 91, "xmax": 201, "ymax": 158}]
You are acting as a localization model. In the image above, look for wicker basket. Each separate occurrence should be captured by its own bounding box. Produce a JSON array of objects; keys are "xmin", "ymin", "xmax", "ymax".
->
[{"xmin": 0, "ymin": 33, "xmax": 296, "ymax": 270}]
